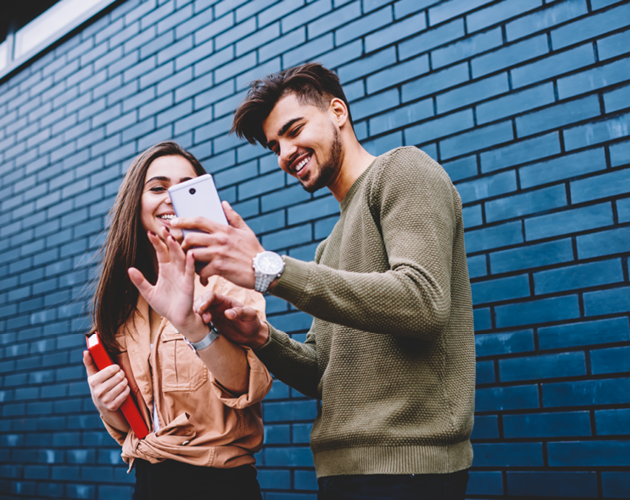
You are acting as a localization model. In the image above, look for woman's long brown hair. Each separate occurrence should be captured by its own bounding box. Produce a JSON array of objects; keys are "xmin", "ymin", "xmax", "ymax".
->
[{"xmin": 91, "ymin": 141, "xmax": 207, "ymax": 357}]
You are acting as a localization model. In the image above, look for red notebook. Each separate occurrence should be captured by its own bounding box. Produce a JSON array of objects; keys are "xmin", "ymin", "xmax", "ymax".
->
[{"xmin": 86, "ymin": 332, "xmax": 149, "ymax": 440}]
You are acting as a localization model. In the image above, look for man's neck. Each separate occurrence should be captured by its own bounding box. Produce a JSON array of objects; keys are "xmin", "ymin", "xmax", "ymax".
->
[{"xmin": 328, "ymin": 140, "xmax": 376, "ymax": 202}]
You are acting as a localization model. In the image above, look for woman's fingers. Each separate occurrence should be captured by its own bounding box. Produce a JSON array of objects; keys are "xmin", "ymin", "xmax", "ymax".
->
[
  {"xmin": 147, "ymin": 231, "xmax": 170, "ymax": 263},
  {"xmin": 128, "ymin": 267, "xmax": 153, "ymax": 301},
  {"xmin": 83, "ymin": 350, "xmax": 99, "ymax": 377}
]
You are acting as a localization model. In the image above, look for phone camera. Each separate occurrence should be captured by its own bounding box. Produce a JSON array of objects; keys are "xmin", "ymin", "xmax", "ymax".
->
[{"xmin": 189, "ymin": 188, "xmax": 196, "ymax": 195}]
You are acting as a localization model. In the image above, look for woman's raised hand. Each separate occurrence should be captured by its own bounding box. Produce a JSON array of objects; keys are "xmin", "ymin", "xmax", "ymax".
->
[{"xmin": 128, "ymin": 228, "xmax": 208, "ymax": 342}]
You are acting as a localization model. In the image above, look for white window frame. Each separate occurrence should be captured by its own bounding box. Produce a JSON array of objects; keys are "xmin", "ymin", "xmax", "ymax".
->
[{"xmin": 0, "ymin": 0, "xmax": 117, "ymax": 80}]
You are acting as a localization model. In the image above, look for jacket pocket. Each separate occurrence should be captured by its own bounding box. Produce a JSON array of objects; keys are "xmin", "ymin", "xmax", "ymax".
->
[{"xmin": 160, "ymin": 332, "xmax": 208, "ymax": 393}]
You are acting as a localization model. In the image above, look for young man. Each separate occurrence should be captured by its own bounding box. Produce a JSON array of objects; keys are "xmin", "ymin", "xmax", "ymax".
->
[{"xmin": 173, "ymin": 63, "xmax": 475, "ymax": 499}]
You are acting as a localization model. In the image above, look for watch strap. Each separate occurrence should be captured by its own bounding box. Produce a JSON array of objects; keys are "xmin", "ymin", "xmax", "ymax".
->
[{"xmin": 188, "ymin": 327, "xmax": 220, "ymax": 351}]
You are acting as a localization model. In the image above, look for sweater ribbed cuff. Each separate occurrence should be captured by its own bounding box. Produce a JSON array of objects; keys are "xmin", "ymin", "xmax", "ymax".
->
[{"xmin": 270, "ymin": 256, "xmax": 311, "ymax": 306}]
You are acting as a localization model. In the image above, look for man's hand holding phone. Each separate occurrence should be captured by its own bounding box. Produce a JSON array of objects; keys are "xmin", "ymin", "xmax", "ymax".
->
[{"xmin": 173, "ymin": 201, "xmax": 265, "ymax": 289}]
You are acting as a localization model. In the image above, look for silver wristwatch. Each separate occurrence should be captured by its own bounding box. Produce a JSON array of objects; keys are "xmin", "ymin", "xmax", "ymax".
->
[
  {"xmin": 188, "ymin": 326, "xmax": 220, "ymax": 351},
  {"xmin": 252, "ymin": 251, "xmax": 285, "ymax": 294}
]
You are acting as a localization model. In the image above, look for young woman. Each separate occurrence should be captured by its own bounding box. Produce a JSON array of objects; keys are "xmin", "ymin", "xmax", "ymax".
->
[{"xmin": 83, "ymin": 141, "xmax": 271, "ymax": 500}]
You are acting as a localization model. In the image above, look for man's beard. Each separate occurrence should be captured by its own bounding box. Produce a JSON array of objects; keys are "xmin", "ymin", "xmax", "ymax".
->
[{"xmin": 300, "ymin": 128, "xmax": 342, "ymax": 193}]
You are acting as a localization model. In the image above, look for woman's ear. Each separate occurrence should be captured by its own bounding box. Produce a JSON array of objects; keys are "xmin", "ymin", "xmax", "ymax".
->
[{"xmin": 329, "ymin": 98, "xmax": 349, "ymax": 128}]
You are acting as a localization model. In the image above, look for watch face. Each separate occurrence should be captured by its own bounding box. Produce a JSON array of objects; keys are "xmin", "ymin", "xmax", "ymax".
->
[{"xmin": 257, "ymin": 252, "xmax": 283, "ymax": 274}]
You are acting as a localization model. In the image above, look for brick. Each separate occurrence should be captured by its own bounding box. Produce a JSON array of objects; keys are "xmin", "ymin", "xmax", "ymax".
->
[
  {"xmin": 541, "ymin": 317, "xmax": 630, "ymax": 351},
  {"xmin": 548, "ymin": 440, "xmax": 630, "ymax": 466},
  {"xmin": 216, "ymin": 18, "xmax": 257, "ymax": 50},
  {"xmin": 215, "ymin": 52, "xmax": 257, "ymax": 83},
  {"xmin": 551, "ymin": 2, "xmax": 630, "ymax": 49},
  {"xmin": 236, "ymin": 0, "xmax": 276, "ymax": 23},
  {"xmin": 618, "ymin": 197, "xmax": 630, "ymax": 223},
  {"xmin": 481, "ymin": 132, "xmax": 561, "ymax": 173},
  {"xmin": 468, "ymin": 0, "xmax": 543, "ymax": 34},
  {"xmin": 367, "ymin": 54, "xmax": 429, "ymax": 94},
  {"xmin": 428, "ymin": 0, "xmax": 494, "ymax": 26},
  {"xmin": 605, "ymin": 84, "xmax": 630, "ymax": 114},
  {"xmin": 474, "ymin": 307, "xmax": 491, "ymax": 331},
  {"xmin": 437, "ymin": 73, "xmax": 509, "ymax": 114},
  {"xmin": 490, "ymin": 239, "xmax": 574, "ymax": 274},
  {"xmin": 507, "ymin": 0, "xmax": 588, "ymax": 41},
  {"xmin": 487, "ymin": 185, "xmax": 567, "ymax": 223},
  {"xmin": 500, "ymin": 351, "xmax": 586, "ymax": 382},
  {"xmin": 338, "ymin": 47, "xmax": 395, "ymax": 84},
  {"xmin": 263, "ymin": 225, "xmax": 313, "ymax": 251},
  {"xmin": 471, "ymin": 275, "xmax": 530, "ymax": 305},
  {"xmin": 264, "ymin": 447, "xmax": 314, "ymax": 467},
  {"xmin": 443, "ymin": 155, "xmax": 478, "ymax": 182},
  {"xmin": 596, "ymin": 408, "xmax": 630, "ymax": 436},
  {"xmin": 571, "ymin": 167, "xmax": 630, "ymax": 204},
  {"xmin": 558, "ymin": 57, "xmax": 630, "ymax": 100},
  {"xmin": 476, "ymin": 360, "xmax": 495, "ymax": 384},
  {"xmin": 517, "ymin": 44, "xmax": 596, "ymax": 91},
  {"xmin": 584, "ymin": 286, "xmax": 630, "ymax": 316},
  {"xmin": 352, "ymin": 89, "xmax": 400, "ymax": 121},
  {"xmin": 366, "ymin": 11, "xmax": 428, "ymax": 53},
  {"xmin": 591, "ymin": 345, "xmax": 630, "ymax": 375},
  {"xmin": 472, "ymin": 35, "xmax": 548, "ymax": 79},
  {"xmin": 283, "ymin": 33, "xmax": 334, "ymax": 69},
  {"xmin": 258, "ymin": 469, "xmax": 291, "ymax": 489},
  {"xmin": 401, "ymin": 62, "xmax": 468, "ymax": 103},
  {"xmin": 281, "ymin": 0, "xmax": 332, "ymax": 34},
  {"xmin": 603, "ymin": 472, "xmax": 630, "ymax": 498},
  {"xmin": 263, "ymin": 400, "xmax": 318, "ymax": 422},
  {"xmin": 475, "ymin": 330, "xmax": 535, "ymax": 357},
  {"xmin": 363, "ymin": 130, "xmax": 403, "ymax": 156},
  {"xmin": 577, "ymin": 226, "xmax": 630, "ymax": 259},
  {"xmin": 308, "ymin": 2, "xmax": 361, "ymax": 39},
  {"xmin": 597, "ymin": 28, "xmax": 630, "ymax": 61},
  {"xmin": 337, "ymin": 6, "xmax": 393, "ymax": 47},
  {"xmin": 496, "ymin": 294, "xmax": 580, "ymax": 328},
  {"xmin": 473, "ymin": 443, "xmax": 543, "ymax": 467},
  {"xmin": 259, "ymin": 0, "xmax": 304, "ymax": 28},
  {"xmin": 193, "ymin": 47, "xmax": 234, "ymax": 79},
  {"xmin": 440, "ymin": 121, "xmax": 514, "ymax": 160},
  {"xmin": 405, "ymin": 109, "xmax": 473, "ymax": 147},
  {"xmin": 465, "ymin": 221, "xmax": 523, "ymax": 253},
  {"xmin": 259, "ymin": 28, "xmax": 306, "ymax": 62},
  {"xmin": 432, "ymin": 26, "xmax": 503, "ymax": 69},
  {"xmin": 507, "ymin": 471, "xmax": 597, "ymax": 498},
  {"xmin": 519, "ymin": 147, "xmax": 605, "ymax": 189},
  {"xmin": 288, "ymin": 196, "xmax": 339, "ymax": 225},
  {"xmin": 467, "ymin": 471, "xmax": 503, "ymax": 496},
  {"xmin": 544, "ymin": 377, "xmax": 630, "ymax": 407},
  {"xmin": 462, "ymin": 204, "xmax": 482, "ymax": 228},
  {"xmin": 518, "ymin": 96, "xmax": 601, "ymax": 139},
  {"xmin": 470, "ymin": 415, "xmax": 498, "ymax": 439},
  {"xmin": 525, "ymin": 203, "xmax": 613, "ymax": 241}
]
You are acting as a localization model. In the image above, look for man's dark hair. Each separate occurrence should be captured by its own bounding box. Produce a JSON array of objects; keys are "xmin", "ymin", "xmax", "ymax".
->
[{"xmin": 231, "ymin": 63, "xmax": 352, "ymax": 148}]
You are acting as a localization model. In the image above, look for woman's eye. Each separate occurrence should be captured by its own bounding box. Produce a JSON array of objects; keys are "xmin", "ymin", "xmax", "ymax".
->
[{"xmin": 150, "ymin": 186, "xmax": 166, "ymax": 192}]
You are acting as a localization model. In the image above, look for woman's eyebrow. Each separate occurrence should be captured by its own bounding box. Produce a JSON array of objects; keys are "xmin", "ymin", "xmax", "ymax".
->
[{"xmin": 145, "ymin": 176, "xmax": 170, "ymax": 184}]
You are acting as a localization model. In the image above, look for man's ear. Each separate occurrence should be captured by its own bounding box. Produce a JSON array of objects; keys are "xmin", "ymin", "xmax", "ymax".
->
[{"xmin": 329, "ymin": 98, "xmax": 349, "ymax": 128}]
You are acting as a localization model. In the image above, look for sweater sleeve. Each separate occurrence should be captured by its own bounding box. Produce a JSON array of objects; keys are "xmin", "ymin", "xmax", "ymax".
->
[
  {"xmin": 270, "ymin": 148, "xmax": 459, "ymax": 341},
  {"xmin": 255, "ymin": 323, "xmax": 320, "ymax": 399}
]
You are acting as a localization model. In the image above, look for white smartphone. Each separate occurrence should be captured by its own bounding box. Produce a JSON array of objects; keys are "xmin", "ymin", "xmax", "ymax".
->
[
  {"xmin": 168, "ymin": 174, "xmax": 228, "ymax": 234},
  {"xmin": 168, "ymin": 174, "xmax": 227, "ymax": 273}
]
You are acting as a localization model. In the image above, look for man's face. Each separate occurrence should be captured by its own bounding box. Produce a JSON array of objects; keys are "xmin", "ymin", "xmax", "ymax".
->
[{"xmin": 262, "ymin": 93, "xmax": 343, "ymax": 193}]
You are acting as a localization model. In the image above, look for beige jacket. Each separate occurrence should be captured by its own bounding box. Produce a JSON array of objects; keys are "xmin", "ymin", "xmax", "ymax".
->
[{"xmin": 102, "ymin": 276, "xmax": 272, "ymax": 470}]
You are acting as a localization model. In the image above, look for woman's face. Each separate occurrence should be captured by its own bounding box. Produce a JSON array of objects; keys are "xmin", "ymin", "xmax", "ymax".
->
[{"xmin": 141, "ymin": 155, "xmax": 198, "ymax": 235}]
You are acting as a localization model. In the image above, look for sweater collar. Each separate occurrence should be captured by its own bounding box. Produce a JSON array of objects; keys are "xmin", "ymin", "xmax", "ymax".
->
[{"xmin": 339, "ymin": 156, "xmax": 379, "ymax": 212}]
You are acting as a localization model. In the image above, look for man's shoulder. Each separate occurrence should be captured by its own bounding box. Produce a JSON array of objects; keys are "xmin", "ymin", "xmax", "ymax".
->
[{"xmin": 368, "ymin": 146, "xmax": 451, "ymax": 186}]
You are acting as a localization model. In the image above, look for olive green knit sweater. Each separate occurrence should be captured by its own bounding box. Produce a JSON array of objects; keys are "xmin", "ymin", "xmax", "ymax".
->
[{"xmin": 257, "ymin": 146, "xmax": 475, "ymax": 477}]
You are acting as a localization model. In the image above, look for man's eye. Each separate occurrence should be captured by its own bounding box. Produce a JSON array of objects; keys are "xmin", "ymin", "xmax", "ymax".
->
[{"xmin": 290, "ymin": 125, "xmax": 302, "ymax": 137}]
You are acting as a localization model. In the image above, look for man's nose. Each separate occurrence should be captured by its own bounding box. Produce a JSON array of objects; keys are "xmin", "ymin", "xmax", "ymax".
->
[{"xmin": 280, "ymin": 142, "xmax": 297, "ymax": 167}]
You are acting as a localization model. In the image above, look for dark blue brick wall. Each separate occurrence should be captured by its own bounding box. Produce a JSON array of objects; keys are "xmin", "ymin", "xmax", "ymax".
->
[{"xmin": 0, "ymin": 0, "xmax": 629, "ymax": 498}]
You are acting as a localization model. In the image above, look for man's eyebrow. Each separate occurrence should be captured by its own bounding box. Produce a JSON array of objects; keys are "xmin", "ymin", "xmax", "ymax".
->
[{"xmin": 277, "ymin": 117, "xmax": 303, "ymax": 138}]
